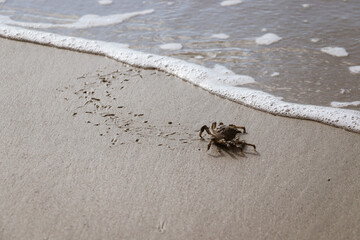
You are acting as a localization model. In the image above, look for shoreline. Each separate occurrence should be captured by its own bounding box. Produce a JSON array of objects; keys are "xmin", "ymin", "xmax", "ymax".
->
[
  {"xmin": 0, "ymin": 24, "xmax": 359, "ymax": 133},
  {"xmin": 1, "ymin": 38, "xmax": 357, "ymax": 136},
  {"xmin": 1, "ymin": 38, "xmax": 360, "ymax": 239}
]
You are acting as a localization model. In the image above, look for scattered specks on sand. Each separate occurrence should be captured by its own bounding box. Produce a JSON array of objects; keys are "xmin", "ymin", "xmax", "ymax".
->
[{"xmin": 59, "ymin": 67, "xmax": 197, "ymax": 148}]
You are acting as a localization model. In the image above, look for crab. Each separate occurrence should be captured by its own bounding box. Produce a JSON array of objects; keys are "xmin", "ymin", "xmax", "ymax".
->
[{"xmin": 199, "ymin": 122, "xmax": 256, "ymax": 152}]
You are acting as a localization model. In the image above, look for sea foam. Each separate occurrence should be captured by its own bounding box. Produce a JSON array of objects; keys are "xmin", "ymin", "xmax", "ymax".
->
[
  {"xmin": 331, "ymin": 101, "xmax": 360, "ymax": 108},
  {"xmin": 212, "ymin": 64, "xmax": 255, "ymax": 85},
  {"xmin": 255, "ymin": 33, "xmax": 282, "ymax": 45},
  {"xmin": 349, "ymin": 66, "xmax": 360, "ymax": 74},
  {"xmin": 0, "ymin": 9, "xmax": 154, "ymax": 29},
  {"xmin": 211, "ymin": 33, "xmax": 230, "ymax": 39},
  {"xmin": 0, "ymin": 25, "xmax": 359, "ymax": 133},
  {"xmin": 321, "ymin": 47, "xmax": 348, "ymax": 57},
  {"xmin": 310, "ymin": 38, "xmax": 320, "ymax": 43},
  {"xmin": 159, "ymin": 43, "xmax": 183, "ymax": 51},
  {"xmin": 98, "ymin": 0, "xmax": 113, "ymax": 5},
  {"xmin": 220, "ymin": 0, "xmax": 242, "ymax": 7}
]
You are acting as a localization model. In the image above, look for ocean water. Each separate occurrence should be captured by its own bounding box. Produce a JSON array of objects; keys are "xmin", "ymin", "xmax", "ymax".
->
[{"xmin": 0, "ymin": 0, "xmax": 359, "ymax": 132}]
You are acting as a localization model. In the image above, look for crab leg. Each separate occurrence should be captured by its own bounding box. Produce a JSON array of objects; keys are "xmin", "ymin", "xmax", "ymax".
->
[
  {"xmin": 244, "ymin": 143, "xmax": 256, "ymax": 151},
  {"xmin": 200, "ymin": 125, "xmax": 215, "ymax": 139},
  {"xmin": 207, "ymin": 138, "xmax": 233, "ymax": 151},
  {"xmin": 229, "ymin": 124, "xmax": 246, "ymax": 134},
  {"xmin": 237, "ymin": 140, "xmax": 256, "ymax": 151},
  {"xmin": 211, "ymin": 122, "xmax": 217, "ymax": 132},
  {"xmin": 216, "ymin": 139, "xmax": 232, "ymax": 148},
  {"xmin": 207, "ymin": 138, "xmax": 215, "ymax": 150}
]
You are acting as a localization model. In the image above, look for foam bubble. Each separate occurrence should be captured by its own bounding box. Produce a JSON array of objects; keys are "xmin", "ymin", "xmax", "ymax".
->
[
  {"xmin": 212, "ymin": 64, "xmax": 255, "ymax": 86},
  {"xmin": 340, "ymin": 89, "xmax": 351, "ymax": 94},
  {"xmin": 159, "ymin": 43, "xmax": 183, "ymax": 51},
  {"xmin": 255, "ymin": 33, "xmax": 282, "ymax": 45},
  {"xmin": 98, "ymin": 0, "xmax": 113, "ymax": 5},
  {"xmin": 208, "ymin": 52, "xmax": 217, "ymax": 58},
  {"xmin": 0, "ymin": 9, "xmax": 154, "ymax": 29},
  {"xmin": 310, "ymin": 38, "xmax": 320, "ymax": 43},
  {"xmin": 0, "ymin": 25, "xmax": 359, "ymax": 133},
  {"xmin": 349, "ymin": 66, "xmax": 360, "ymax": 74},
  {"xmin": 321, "ymin": 47, "xmax": 349, "ymax": 57},
  {"xmin": 302, "ymin": 4, "xmax": 310, "ymax": 8},
  {"xmin": 271, "ymin": 72, "xmax": 280, "ymax": 77},
  {"xmin": 220, "ymin": 0, "xmax": 242, "ymax": 7},
  {"xmin": 331, "ymin": 101, "xmax": 360, "ymax": 108},
  {"xmin": 210, "ymin": 33, "xmax": 229, "ymax": 39}
]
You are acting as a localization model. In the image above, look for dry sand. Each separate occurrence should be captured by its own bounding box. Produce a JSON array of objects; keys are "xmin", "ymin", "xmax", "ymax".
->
[{"xmin": 0, "ymin": 38, "xmax": 359, "ymax": 239}]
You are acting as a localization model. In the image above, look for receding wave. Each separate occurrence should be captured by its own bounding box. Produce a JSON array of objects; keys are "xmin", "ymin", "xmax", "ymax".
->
[
  {"xmin": 0, "ymin": 24, "xmax": 359, "ymax": 133},
  {"xmin": 0, "ymin": 9, "xmax": 154, "ymax": 29}
]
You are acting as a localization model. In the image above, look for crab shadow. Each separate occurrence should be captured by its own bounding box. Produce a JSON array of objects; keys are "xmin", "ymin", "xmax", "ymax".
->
[{"xmin": 207, "ymin": 143, "xmax": 260, "ymax": 160}]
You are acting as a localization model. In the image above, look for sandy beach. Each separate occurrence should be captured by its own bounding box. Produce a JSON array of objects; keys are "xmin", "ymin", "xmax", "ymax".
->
[{"xmin": 1, "ymin": 37, "xmax": 359, "ymax": 239}]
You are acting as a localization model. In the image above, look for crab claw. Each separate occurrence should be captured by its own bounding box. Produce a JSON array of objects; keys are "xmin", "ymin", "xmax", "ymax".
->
[
  {"xmin": 199, "ymin": 126, "xmax": 205, "ymax": 138},
  {"xmin": 207, "ymin": 139, "xmax": 214, "ymax": 151},
  {"xmin": 200, "ymin": 125, "xmax": 212, "ymax": 139}
]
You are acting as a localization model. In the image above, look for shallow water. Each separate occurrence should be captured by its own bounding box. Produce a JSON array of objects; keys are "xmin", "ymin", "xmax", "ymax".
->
[{"xmin": 0, "ymin": 0, "xmax": 359, "ymax": 110}]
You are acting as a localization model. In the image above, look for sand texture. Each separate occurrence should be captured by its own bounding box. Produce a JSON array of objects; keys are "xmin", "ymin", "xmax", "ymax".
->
[{"xmin": 0, "ymin": 38, "xmax": 360, "ymax": 239}]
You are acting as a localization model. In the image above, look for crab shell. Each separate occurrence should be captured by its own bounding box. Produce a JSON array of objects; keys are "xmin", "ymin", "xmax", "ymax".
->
[{"xmin": 214, "ymin": 125, "xmax": 242, "ymax": 141}]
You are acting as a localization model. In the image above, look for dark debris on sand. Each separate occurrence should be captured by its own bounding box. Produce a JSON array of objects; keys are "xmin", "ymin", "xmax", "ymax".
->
[{"xmin": 58, "ymin": 67, "xmax": 197, "ymax": 149}]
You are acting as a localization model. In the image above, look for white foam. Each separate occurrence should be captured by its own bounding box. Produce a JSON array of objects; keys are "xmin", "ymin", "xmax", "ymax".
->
[
  {"xmin": 159, "ymin": 43, "xmax": 183, "ymax": 51},
  {"xmin": 0, "ymin": 9, "xmax": 154, "ymax": 29},
  {"xmin": 220, "ymin": 0, "xmax": 242, "ymax": 7},
  {"xmin": 271, "ymin": 72, "xmax": 280, "ymax": 77},
  {"xmin": 255, "ymin": 33, "xmax": 282, "ymax": 45},
  {"xmin": 98, "ymin": 0, "xmax": 113, "ymax": 5},
  {"xmin": 210, "ymin": 33, "xmax": 229, "ymax": 39},
  {"xmin": 331, "ymin": 101, "xmax": 360, "ymax": 108},
  {"xmin": 212, "ymin": 64, "xmax": 255, "ymax": 86},
  {"xmin": 0, "ymin": 25, "xmax": 359, "ymax": 133},
  {"xmin": 349, "ymin": 66, "xmax": 360, "ymax": 74},
  {"xmin": 208, "ymin": 52, "xmax": 217, "ymax": 58},
  {"xmin": 321, "ymin": 47, "xmax": 349, "ymax": 57},
  {"xmin": 0, "ymin": 0, "xmax": 6, "ymax": 3},
  {"xmin": 302, "ymin": 4, "xmax": 310, "ymax": 8},
  {"xmin": 340, "ymin": 89, "xmax": 351, "ymax": 94},
  {"xmin": 310, "ymin": 38, "xmax": 320, "ymax": 43}
]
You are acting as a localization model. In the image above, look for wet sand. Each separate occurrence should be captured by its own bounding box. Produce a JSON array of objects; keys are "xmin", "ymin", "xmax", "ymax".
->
[{"xmin": 0, "ymin": 38, "xmax": 359, "ymax": 239}]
